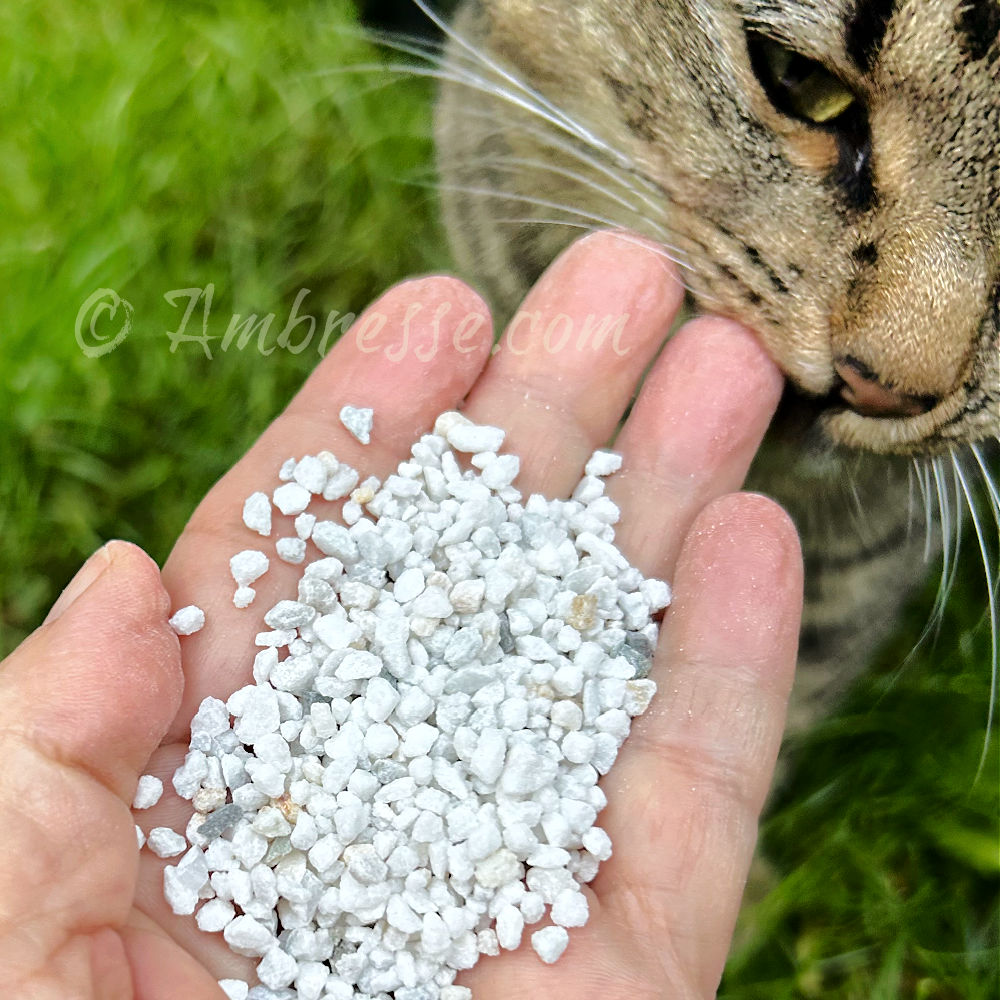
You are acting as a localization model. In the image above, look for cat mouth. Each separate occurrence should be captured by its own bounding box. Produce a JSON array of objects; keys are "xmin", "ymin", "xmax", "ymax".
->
[{"xmin": 772, "ymin": 378, "xmax": 969, "ymax": 456}]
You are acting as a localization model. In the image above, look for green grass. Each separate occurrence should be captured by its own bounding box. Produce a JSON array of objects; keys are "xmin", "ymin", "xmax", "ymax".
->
[
  {"xmin": 0, "ymin": 0, "xmax": 447, "ymax": 647},
  {"xmin": 2, "ymin": 2, "xmax": 996, "ymax": 997}
]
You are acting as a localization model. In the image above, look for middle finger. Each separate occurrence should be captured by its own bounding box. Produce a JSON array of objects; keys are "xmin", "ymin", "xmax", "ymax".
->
[{"xmin": 461, "ymin": 230, "xmax": 684, "ymax": 496}]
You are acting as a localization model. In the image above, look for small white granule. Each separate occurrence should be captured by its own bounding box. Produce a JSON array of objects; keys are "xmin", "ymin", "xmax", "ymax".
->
[
  {"xmin": 242, "ymin": 492, "xmax": 272, "ymax": 536},
  {"xmin": 132, "ymin": 774, "xmax": 163, "ymax": 810},
  {"xmin": 443, "ymin": 417, "xmax": 505, "ymax": 454},
  {"xmin": 292, "ymin": 455, "xmax": 327, "ymax": 494},
  {"xmin": 551, "ymin": 887, "xmax": 590, "ymax": 927},
  {"xmin": 223, "ymin": 914, "xmax": 274, "ymax": 956},
  {"xmin": 134, "ymin": 825, "xmax": 145, "ymax": 850},
  {"xmin": 272, "ymin": 482, "xmax": 311, "ymax": 516},
  {"xmin": 196, "ymin": 898, "xmax": 236, "ymax": 933},
  {"xmin": 584, "ymin": 449, "xmax": 623, "ymax": 477},
  {"xmin": 168, "ymin": 605, "xmax": 205, "ymax": 636},
  {"xmin": 146, "ymin": 826, "xmax": 187, "ymax": 858},
  {"xmin": 532, "ymin": 925, "xmax": 570, "ymax": 963},
  {"xmin": 233, "ymin": 586, "xmax": 256, "ymax": 609},
  {"xmin": 276, "ymin": 537, "xmax": 306, "ymax": 564},
  {"xmin": 217, "ymin": 980, "xmax": 249, "ymax": 1000},
  {"xmin": 294, "ymin": 512, "xmax": 316, "ymax": 540},
  {"xmin": 229, "ymin": 550, "xmax": 269, "ymax": 587},
  {"xmin": 257, "ymin": 944, "xmax": 299, "ymax": 988},
  {"xmin": 339, "ymin": 404, "xmax": 374, "ymax": 444},
  {"xmin": 582, "ymin": 826, "xmax": 613, "ymax": 861}
]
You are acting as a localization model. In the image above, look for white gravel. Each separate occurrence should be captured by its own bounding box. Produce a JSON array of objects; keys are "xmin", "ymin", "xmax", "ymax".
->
[
  {"xmin": 153, "ymin": 407, "xmax": 669, "ymax": 1000},
  {"xmin": 340, "ymin": 405, "xmax": 374, "ymax": 445},
  {"xmin": 168, "ymin": 605, "xmax": 205, "ymax": 636},
  {"xmin": 132, "ymin": 774, "xmax": 163, "ymax": 810}
]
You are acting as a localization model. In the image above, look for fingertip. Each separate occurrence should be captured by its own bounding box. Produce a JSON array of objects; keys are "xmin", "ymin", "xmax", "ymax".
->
[
  {"xmin": 685, "ymin": 492, "xmax": 802, "ymax": 582},
  {"xmin": 668, "ymin": 316, "xmax": 786, "ymax": 411},
  {"xmin": 670, "ymin": 491, "xmax": 803, "ymax": 695},
  {"xmin": 389, "ymin": 273, "xmax": 493, "ymax": 325},
  {"xmin": 340, "ymin": 272, "xmax": 495, "ymax": 376},
  {"xmin": 104, "ymin": 539, "xmax": 176, "ymax": 619},
  {"xmin": 530, "ymin": 229, "xmax": 685, "ymax": 325}
]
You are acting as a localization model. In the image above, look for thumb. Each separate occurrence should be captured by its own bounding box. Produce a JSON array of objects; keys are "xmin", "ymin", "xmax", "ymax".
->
[
  {"xmin": 3, "ymin": 540, "xmax": 184, "ymax": 802},
  {"xmin": 0, "ymin": 541, "xmax": 185, "ymax": 993}
]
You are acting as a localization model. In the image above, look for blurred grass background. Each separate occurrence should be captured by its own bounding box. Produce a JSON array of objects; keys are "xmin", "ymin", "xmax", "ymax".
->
[{"xmin": 0, "ymin": 1, "xmax": 996, "ymax": 996}]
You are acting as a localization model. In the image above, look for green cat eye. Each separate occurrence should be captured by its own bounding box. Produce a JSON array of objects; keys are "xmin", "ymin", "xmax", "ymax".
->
[{"xmin": 750, "ymin": 36, "xmax": 857, "ymax": 124}]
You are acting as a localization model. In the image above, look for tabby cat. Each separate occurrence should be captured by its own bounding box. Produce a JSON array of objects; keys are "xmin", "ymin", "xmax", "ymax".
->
[{"xmin": 425, "ymin": 0, "xmax": 1000, "ymax": 730}]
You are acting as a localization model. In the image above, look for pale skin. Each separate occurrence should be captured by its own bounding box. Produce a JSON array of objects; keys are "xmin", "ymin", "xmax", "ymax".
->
[{"xmin": 0, "ymin": 232, "xmax": 803, "ymax": 1000}]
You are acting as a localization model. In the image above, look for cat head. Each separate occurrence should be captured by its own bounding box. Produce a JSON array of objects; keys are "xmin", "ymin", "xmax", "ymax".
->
[{"xmin": 440, "ymin": 0, "xmax": 999, "ymax": 456}]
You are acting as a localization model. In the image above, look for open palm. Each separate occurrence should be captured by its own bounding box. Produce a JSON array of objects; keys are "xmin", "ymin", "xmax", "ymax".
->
[{"xmin": 0, "ymin": 233, "xmax": 802, "ymax": 1000}]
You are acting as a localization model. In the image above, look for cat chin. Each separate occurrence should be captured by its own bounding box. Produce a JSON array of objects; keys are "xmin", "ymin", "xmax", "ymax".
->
[{"xmin": 823, "ymin": 392, "xmax": 977, "ymax": 456}]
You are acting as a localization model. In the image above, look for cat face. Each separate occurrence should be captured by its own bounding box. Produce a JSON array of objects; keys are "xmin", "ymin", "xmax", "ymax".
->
[{"xmin": 438, "ymin": 0, "xmax": 999, "ymax": 456}]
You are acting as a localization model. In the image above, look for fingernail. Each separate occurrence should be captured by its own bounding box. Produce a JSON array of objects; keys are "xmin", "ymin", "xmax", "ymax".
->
[{"xmin": 43, "ymin": 542, "xmax": 116, "ymax": 624}]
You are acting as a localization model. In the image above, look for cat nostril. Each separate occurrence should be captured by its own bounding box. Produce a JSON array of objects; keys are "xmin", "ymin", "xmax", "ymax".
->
[{"xmin": 833, "ymin": 357, "xmax": 939, "ymax": 419}]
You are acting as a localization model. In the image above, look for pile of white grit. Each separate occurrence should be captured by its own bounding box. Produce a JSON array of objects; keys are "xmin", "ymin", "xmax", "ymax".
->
[{"xmin": 140, "ymin": 406, "xmax": 669, "ymax": 1000}]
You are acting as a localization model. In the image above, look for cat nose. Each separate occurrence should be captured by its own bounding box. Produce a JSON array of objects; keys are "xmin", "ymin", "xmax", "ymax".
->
[{"xmin": 834, "ymin": 356, "xmax": 939, "ymax": 419}]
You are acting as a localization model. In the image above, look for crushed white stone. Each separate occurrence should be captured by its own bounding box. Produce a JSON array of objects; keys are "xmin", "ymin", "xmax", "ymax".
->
[
  {"xmin": 340, "ymin": 405, "xmax": 374, "ymax": 445},
  {"xmin": 218, "ymin": 979, "xmax": 250, "ymax": 1000},
  {"xmin": 158, "ymin": 408, "xmax": 669, "ymax": 1000},
  {"xmin": 234, "ymin": 586, "xmax": 256, "ymax": 609},
  {"xmin": 531, "ymin": 925, "xmax": 570, "ymax": 964},
  {"xmin": 132, "ymin": 774, "xmax": 163, "ymax": 810},
  {"xmin": 276, "ymin": 537, "xmax": 307, "ymax": 564},
  {"xmin": 273, "ymin": 483, "xmax": 312, "ymax": 517},
  {"xmin": 231, "ymin": 550, "xmax": 270, "ymax": 588},
  {"xmin": 147, "ymin": 826, "xmax": 188, "ymax": 858},
  {"xmin": 243, "ymin": 492, "xmax": 273, "ymax": 537},
  {"xmin": 168, "ymin": 605, "xmax": 205, "ymax": 636}
]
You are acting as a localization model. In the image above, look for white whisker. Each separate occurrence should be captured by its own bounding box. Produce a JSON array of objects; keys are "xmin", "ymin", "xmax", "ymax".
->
[
  {"xmin": 408, "ymin": 0, "xmax": 636, "ymax": 171},
  {"xmin": 926, "ymin": 455, "xmax": 957, "ymax": 638},
  {"xmin": 486, "ymin": 218, "xmax": 704, "ymax": 300},
  {"xmin": 443, "ymin": 148, "xmax": 649, "ymax": 227},
  {"xmin": 439, "ymin": 104, "xmax": 672, "ymax": 224},
  {"xmin": 969, "ymin": 442, "xmax": 1000, "ymax": 527},
  {"xmin": 433, "ymin": 180, "xmax": 687, "ymax": 262},
  {"xmin": 913, "ymin": 456, "xmax": 936, "ymax": 563},
  {"xmin": 950, "ymin": 450, "xmax": 998, "ymax": 781},
  {"xmin": 361, "ymin": 27, "xmax": 445, "ymax": 62}
]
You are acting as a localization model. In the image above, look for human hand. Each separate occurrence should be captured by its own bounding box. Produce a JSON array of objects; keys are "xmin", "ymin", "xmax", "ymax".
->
[{"xmin": 0, "ymin": 231, "xmax": 802, "ymax": 999}]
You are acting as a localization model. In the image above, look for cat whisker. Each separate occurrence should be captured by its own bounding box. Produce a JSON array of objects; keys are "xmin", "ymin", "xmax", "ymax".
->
[
  {"xmin": 910, "ymin": 455, "xmax": 936, "ymax": 563},
  {"xmin": 843, "ymin": 457, "xmax": 874, "ymax": 542},
  {"xmin": 361, "ymin": 27, "xmax": 445, "ymax": 63},
  {"xmin": 443, "ymin": 157, "xmax": 687, "ymax": 275},
  {"xmin": 326, "ymin": 53, "xmax": 649, "ymax": 224},
  {"xmin": 433, "ymin": 179, "xmax": 692, "ymax": 269},
  {"xmin": 486, "ymin": 218, "xmax": 705, "ymax": 301},
  {"xmin": 950, "ymin": 449, "xmax": 999, "ymax": 779},
  {"xmin": 968, "ymin": 440, "xmax": 1000, "ymax": 756},
  {"xmin": 344, "ymin": 9, "xmax": 686, "ymax": 300},
  {"xmin": 441, "ymin": 105, "xmax": 673, "ymax": 228},
  {"xmin": 369, "ymin": 1, "xmax": 672, "ymax": 244},
  {"xmin": 440, "ymin": 145, "xmax": 656, "ymax": 235},
  {"xmin": 969, "ymin": 442, "xmax": 1000, "ymax": 529},
  {"xmin": 408, "ymin": 0, "xmax": 637, "ymax": 172},
  {"xmin": 924, "ymin": 455, "xmax": 958, "ymax": 638}
]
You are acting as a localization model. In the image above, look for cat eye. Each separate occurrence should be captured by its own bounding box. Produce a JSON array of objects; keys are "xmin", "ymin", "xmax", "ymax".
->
[{"xmin": 747, "ymin": 35, "xmax": 858, "ymax": 125}]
